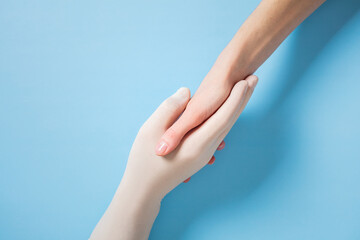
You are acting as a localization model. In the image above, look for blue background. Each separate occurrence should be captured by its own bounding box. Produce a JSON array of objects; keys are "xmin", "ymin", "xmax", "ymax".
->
[{"xmin": 1, "ymin": 0, "xmax": 360, "ymax": 239}]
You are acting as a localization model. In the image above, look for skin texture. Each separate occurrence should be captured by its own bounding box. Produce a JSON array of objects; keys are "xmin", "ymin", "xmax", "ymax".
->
[
  {"xmin": 90, "ymin": 75, "xmax": 258, "ymax": 240},
  {"xmin": 155, "ymin": 0, "xmax": 326, "ymax": 156}
]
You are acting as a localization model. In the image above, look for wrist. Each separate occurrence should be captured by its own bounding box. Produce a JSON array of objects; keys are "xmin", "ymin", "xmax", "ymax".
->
[
  {"xmin": 90, "ymin": 171, "xmax": 162, "ymax": 240},
  {"xmin": 90, "ymin": 179, "xmax": 161, "ymax": 240},
  {"xmin": 212, "ymin": 43, "xmax": 254, "ymax": 85},
  {"xmin": 115, "ymin": 175, "xmax": 162, "ymax": 216}
]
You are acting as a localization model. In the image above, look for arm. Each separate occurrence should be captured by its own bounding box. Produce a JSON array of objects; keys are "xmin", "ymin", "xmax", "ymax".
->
[
  {"xmin": 222, "ymin": 0, "xmax": 326, "ymax": 81},
  {"xmin": 90, "ymin": 76, "xmax": 258, "ymax": 240},
  {"xmin": 89, "ymin": 180, "xmax": 161, "ymax": 240},
  {"xmin": 155, "ymin": 0, "xmax": 326, "ymax": 156}
]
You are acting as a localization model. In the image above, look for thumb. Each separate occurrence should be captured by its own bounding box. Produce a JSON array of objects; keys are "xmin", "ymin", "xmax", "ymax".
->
[{"xmin": 148, "ymin": 87, "xmax": 191, "ymax": 133}]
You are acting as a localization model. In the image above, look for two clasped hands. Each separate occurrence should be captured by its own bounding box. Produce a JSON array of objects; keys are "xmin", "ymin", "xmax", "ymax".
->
[
  {"xmin": 91, "ymin": 53, "xmax": 259, "ymax": 240},
  {"xmin": 90, "ymin": 0, "xmax": 326, "ymax": 239}
]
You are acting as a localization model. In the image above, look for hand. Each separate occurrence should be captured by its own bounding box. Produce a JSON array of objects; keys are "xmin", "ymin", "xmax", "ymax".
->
[
  {"xmin": 154, "ymin": 61, "xmax": 246, "ymax": 156},
  {"xmin": 90, "ymin": 76, "xmax": 257, "ymax": 240},
  {"xmin": 155, "ymin": 0, "xmax": 325, "ymax": 157},
  {"xmin": 124, "ymin": 75, "xmax": 257, "ymax": 199}
]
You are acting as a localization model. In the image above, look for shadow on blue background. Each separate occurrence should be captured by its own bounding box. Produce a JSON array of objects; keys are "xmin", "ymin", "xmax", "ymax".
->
[{"xmin": 150, "ymin": 1, "xmax": 360, "ymax": 239}]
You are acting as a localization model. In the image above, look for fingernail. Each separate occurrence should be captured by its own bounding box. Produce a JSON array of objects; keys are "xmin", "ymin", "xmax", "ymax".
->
[
  {"xmin": 184, "ymin": 177, "xmax": 191, "ymax": 183},
  {"xmin": 155, "ymin": 141, "xmax": 168, "ymax": 155},
  {"xmin": 208, "ymin": 156, "xmax": 215, "ymax": 165},
  {"xmin": 217, "ymin": 141, "xmax": 225, "ymax": 150}
]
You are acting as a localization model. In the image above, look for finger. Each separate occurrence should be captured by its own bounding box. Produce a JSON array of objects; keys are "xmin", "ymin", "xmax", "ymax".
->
[
  {"xmin": 155, "ymin": 96, "xmax": 212, "ymax": 156},
  {"xmin": 235, "ymin": 75, "xmax": 258, "ymax": 117},
  {"xmin": 156, "ymin": 81, "xmax": 232, "ymax": 156},
  {"xmin": 148, "ymin": 87, "xmax": 190, "ymax": 132},
  {"xmin": 216, "ymin": 75, "xmax": 258, "ymax": 138},
  {"xmin": 199, "ymin": 75, "xmax": 258, "ymax": 141},
  {"xmin": 217, "ymin": 140, "xmax": 225, "ymax": 150},
  {"xmin": 208, "ymin": 156, "xmax": 215, "ymax": 165},
  {"xmin": 155, "ymin": 110, "xmax": 198, "ymax": 156},
  {"xmin": 197, "ymin": 80, "xmax": 248, "ymax": 139}
]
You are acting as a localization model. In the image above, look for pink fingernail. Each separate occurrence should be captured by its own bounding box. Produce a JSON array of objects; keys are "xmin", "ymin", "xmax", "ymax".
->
[
  {"xmin": 217, "ymin": 141, "xmax": 225, "ymax": 150},
  {"xmin": 184, "ymin": 177, "xmax": 191, "ymax": 183},
  {"xmin": 208, "ymin": 156, "xmax": 215, "ymax": 165},
  {"xmin": 155, "ymin": 141, "xmax": 168, "ymax": 155}
]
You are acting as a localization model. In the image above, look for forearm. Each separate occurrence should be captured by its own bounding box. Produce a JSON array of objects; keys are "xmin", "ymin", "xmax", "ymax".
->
[
  {"xmin": 217, "ymin": 0, "xmax": 326, "ymax": 83},
  {"xmin": 90, "ymin": 177, "xmax": 161, "ymax": 240}
]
